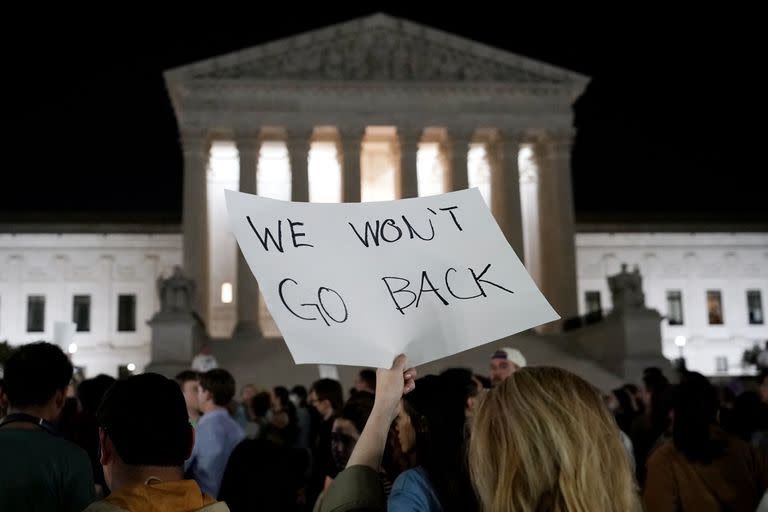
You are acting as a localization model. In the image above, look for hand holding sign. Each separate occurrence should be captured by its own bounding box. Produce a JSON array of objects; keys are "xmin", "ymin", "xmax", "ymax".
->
[{"xmin": 226, "ymin": 188, "xmax": 559, "ymax": 368}]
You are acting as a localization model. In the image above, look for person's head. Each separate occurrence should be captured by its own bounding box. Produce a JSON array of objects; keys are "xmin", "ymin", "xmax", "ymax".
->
[
  {"xmin": 470, "ymin": 367, "xmax": 641, "ymax": 512},
  {"xmin": 354, "ymin": 369, "xmax": 376, "ymax": 394},
  {"xmin": 331, "ymin": 392, "xmax": 375, "ymax": 471},
  {"xmin": 240, "ymin": 384, "xmax": 257, "ymax": 404},
  {"xmin": 251, "ymin": 392, "xmax": 271, "ymax": 418},
  {"xmin": 77, "ymin": 374, "xmax": 116, "ymax": 416},
  {"xmin": 290, "ymin": 385, "xmax": 308, "ymax": 408},
  {"xmin": 271, "ymin": 386, "xmax": 291, "ymax": 411},
  {"xmin": 671, "ymin": 372, "xmax": 722, "ymax": 463},
  {"xmin": 175, "ymin": 370, "xmax": 200, "ymax": 416},
  {"xmin": 609, "ymin": 387, "xmax": 635, "ymax": 415},
  {"xmin": 96, "ymin": 373, "xmax": 194, "ymax": 491},
  {"xmin": 198, "ymin": 369, "xmax": 236, "ymax": 412},
  {"xmin": 641, "ymin": 368, "xmax": 670, "ymax": 412},
  {"xmin": 727, "ymin": 390, "xmax": 768, "ymax": 442},
  {"xmin": 308, "ymin": 378, "xmax": 343, "ymax": 420},
  {"xmin": 489, "ymin": 347, "xmax": 526, "ymax": 386},
  {"xmin": 440, "ymin": 367, "xmax": 482, "ymax": 417},
  {"xmin": 3, "ymin": 342, "xmax": 73, "ymax": 422},
  {"xmin": 398, "ymin": 374, "xmax": 477, "ymax": 511}
]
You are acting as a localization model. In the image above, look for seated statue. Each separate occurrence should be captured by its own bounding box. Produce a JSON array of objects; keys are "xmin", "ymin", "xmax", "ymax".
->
[
  {"xmin": 608, "ymin": 263, "xmax": 646, "ymax": 310},
  {"xmin": 157, "ymin": 266, "xmax": 196, "ymax": 314}
]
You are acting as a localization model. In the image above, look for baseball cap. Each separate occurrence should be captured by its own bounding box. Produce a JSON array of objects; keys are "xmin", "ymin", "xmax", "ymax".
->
[{"xmin": 491, "ymin": 347, "xmax": 527, "ymax": 368}]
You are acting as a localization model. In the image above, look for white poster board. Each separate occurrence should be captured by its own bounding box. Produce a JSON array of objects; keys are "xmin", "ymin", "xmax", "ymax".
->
[{"xmin": 226, "ymin": 188, "xmax": 559, "ymax": 368}]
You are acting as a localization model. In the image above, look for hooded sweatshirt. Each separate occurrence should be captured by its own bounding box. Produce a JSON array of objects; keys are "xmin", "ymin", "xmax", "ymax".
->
[{"xmin": 84, "ymin": 479, "xmax": 229, "ymax": 512}]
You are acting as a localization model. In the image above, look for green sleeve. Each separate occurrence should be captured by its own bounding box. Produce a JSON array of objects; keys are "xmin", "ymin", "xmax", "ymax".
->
[
  {"xmin": 66, "ymin": 449, "xmax": 96, "ymax": 512},
  {"xmin": 314, "ymin": 465, "xmax": 386, "ymax": 512}
]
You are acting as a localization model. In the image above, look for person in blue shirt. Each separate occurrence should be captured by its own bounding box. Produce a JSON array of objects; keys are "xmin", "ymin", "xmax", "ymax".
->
[{"xmin": 185, "ymin": 368, "xmax": 245, "ymax": 497}]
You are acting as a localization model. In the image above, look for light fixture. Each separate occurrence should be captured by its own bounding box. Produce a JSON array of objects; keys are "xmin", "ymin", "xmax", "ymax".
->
[
  {"xmin": 127, "ymin": 363, "xmax": 136, "ymax": 372},
  {"xmin": 68, "ymin": 343, "xmax": 78, "ymax": 354},
  {"xmin": 674, "ymin": 335, "xmax": 687, "ymax": 347}
]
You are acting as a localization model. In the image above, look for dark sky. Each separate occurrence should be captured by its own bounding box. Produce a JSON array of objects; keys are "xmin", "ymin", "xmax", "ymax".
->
[{"xmin": 4, "ymin": 8, "xmax": 764, "ymax": 225}]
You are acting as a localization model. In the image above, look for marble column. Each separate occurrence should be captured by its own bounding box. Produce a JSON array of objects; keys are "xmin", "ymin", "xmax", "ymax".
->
[
  {"xmin": 181, "ymin": 128, "xmax": 210, "ymax": 327},
  {"xmin": 233, "ymin": 134, "xmax": 263, "ymax": 339},
  {"xmin": 286, "ymin": 128, "xmax": 312, "ymax": 202},
  {"xmin": 446, "ymin": 128, "xmax": 472, "ymax": 191},
  {"xmin": 535, "ymin": 129, "xmax": 579, "ymax": 321},
  {"xmin": 339, "ymin": 127, "xmax": 364, "ymax": 202},
  {"xmin": 396, "ymin": 127, "xmax": 421, "ymax": 199},
  {"xmin": 491, "ymin": 131, "xmax": 525, "ymax": 261}
]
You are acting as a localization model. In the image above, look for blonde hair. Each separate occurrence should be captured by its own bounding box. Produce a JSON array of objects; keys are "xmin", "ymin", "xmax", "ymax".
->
[{"xmin": 469, "ymin": 367, "xmax": 641, "ymax": 512}]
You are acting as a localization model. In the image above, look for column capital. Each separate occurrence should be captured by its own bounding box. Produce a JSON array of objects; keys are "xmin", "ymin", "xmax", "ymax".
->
[
  {"xmin": 180, "ymin": 128, "xmax": 211, "ymax": 153},
  {"xmin": 446, "ymin": 126, "xmax": 476, "ymax": 144},
  {"xmin": 532, "ymin": 128, "xmax": 575, "ymax": 154},
  {"xmin": 285, "ymin": 125, "xmax": 314, "ymax": 140},
  {"xmin": 234, "ymin": 130, "xmax": 263, "ymax": 152},
  {"xmin": 496, "ymin": 129, "xmax": 527, "ymax": 146},
  {"xmin": 396, "ymin": 126, "xmax": 424, "ymax": 143},
  {"xmin": 337, "ymin": 125, "xmax": 366, "ymax": 143}
]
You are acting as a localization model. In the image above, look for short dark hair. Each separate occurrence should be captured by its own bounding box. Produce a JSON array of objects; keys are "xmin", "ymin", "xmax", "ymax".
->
[
  {"xmin": 4, "ymin": 342, "xmax": 73, "ymax": 408},
  {"xmin": 251, "ymin": 392, "xmax": 271, "ymax": 417},
  {"xmin": 311, "ymin": 378, "xmax": 344, "ymax": 412},
  {"xmin": 199, "ymin": 369, "xmax": 236, "ymax": 406},
  {"xmin": 77, "ymin": 374, "xmax": 116, "ymax": 415},
  {"xmin": 339, "ymin": 392, "xmax": 375, "ymax": 433},
  {"xmin": 273, "ymin": 386, "xmax": 291, "ymax": 409},
  {"xmin": 97, "ymin": 373, "xmax": 192, "ymax": 466},
  {"xmin": 358, "ymin": 369, "xmax": 376, "ymax": 390},
  {"xmin": 440, "ymin": 368, "xmax": 479, "ymax": 401},
  {"xmin": 175, "ymin": 370, "xmax": 199, "ymax": 385},
  {"xmin": 291, "ymin": 385, "xmax": 308, "ymax": 405}
]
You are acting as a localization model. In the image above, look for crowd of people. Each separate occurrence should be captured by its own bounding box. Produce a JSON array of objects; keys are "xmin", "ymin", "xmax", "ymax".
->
[{"xmin": 1, "ymin": 341, "xmax": 768, "ymax": 511}]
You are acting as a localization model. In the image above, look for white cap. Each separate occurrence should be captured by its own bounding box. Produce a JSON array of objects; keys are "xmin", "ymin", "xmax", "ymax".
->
[{"xmin": 491, "ymin": 347, "xmax": 527, "ymax": 369}]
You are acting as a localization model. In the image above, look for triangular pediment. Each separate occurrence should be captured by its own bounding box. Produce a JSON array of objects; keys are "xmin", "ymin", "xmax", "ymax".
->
[{"xmin": 166, "ymin": 13, "xmax": 587, "ymax": 86}]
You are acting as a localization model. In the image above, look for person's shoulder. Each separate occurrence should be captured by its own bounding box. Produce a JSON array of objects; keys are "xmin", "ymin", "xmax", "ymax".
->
[
  {"xmin": 39, "ymin": 433, "xmax": 91, "ymax": 459},
  {"xmin": 646, "ymin": 438, "xmax": 676, "ymax": 463},
  {"xmin": 392, "ymin": 467, "xmax": 430, "ymax": 492}
]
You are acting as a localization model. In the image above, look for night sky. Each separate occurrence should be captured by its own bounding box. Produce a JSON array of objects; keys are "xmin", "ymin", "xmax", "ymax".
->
[{"xmin": 4, "ymin": 8, "xmax": 764, "ymax": 225}]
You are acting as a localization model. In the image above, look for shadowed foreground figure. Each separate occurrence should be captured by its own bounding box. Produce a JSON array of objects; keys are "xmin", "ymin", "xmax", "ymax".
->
[{"xmin": 85, "ymin": 373, "xmax": 229, "ymax": 512}]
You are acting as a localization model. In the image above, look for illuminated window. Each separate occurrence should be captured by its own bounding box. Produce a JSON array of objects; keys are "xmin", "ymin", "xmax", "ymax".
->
[
  {"xmin": 221, "ymin": 282, "xmax": 233, "ymax": 304},
  {"xmin": 707, "ymin": 290, "xmax": 724, "ymax": 325}
]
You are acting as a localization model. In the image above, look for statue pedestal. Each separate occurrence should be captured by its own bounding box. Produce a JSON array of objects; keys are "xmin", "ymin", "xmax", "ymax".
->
[{"xmin": 144, "ymin": 312, "xmax": 208, "ymax": 378}]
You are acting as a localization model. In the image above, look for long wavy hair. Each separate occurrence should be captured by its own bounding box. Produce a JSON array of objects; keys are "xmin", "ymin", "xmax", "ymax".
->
[{"xmin": 469, "ymin": 367, "xmax": 641, "ymax": 512}]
